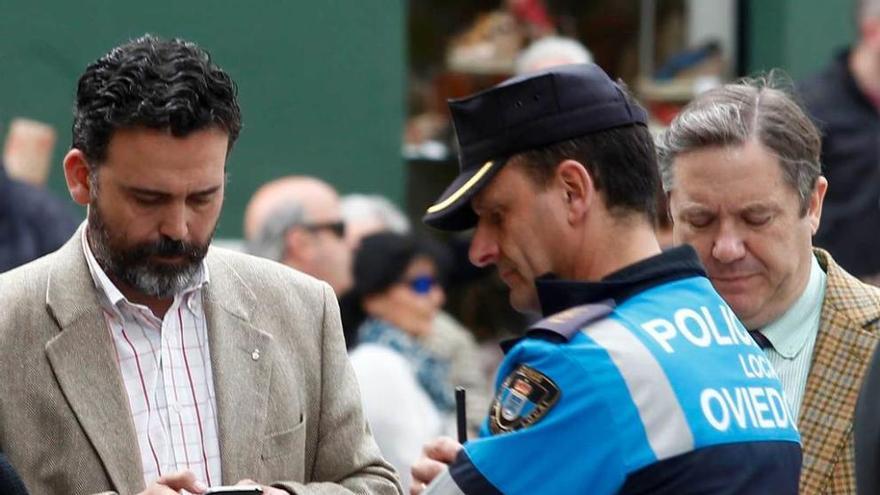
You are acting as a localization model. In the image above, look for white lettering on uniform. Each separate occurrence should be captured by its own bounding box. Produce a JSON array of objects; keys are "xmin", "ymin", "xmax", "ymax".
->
[
  {"xmin": 749, "ymin": 387, "xmax": 776, "ymax": 428},
  {"xmin": 743, "ymin": 386, "xmax": 759, "ymax": 425},
  {"xmin": 701, "ymin": 386, "xmax": 792, "ymax": 431},
  {"xmin": 702, "ymin": 306, "xmax": 733, "ymax": 345},
  {"xmin": 722, "ymin": 304, "xmax": 753, "ymax": 346},
  {"xmin": 640, "ymin": 305, "xmax": 755, "ymax": 353},
  {"xmin": 749, "ymin": 355, "xmax": 767, "ymax": 378},
  {"xmin": 721, "ymin": 388, "xmax": 748, "ymax": 428},
  {"xmin": 738, "ymin": 353, "xmax": 779, "ymax": 380},
  {"xmin": 765, "ymin": 387, "xmax": 791, "ymax": 428},
  {"xmin": 641, "ymin": 318, "xmax": 677, "ymax": 353},
  {"xmin": 701, "ymin": 389, "xmax": 730, "ymax": 431},
  {"xmin": 674, "ymin": 308, "xmax": 713, "ymax": 347},
  {"xmin": 739, "ymin": 354, "xmax": 756, "ymax": 378}
]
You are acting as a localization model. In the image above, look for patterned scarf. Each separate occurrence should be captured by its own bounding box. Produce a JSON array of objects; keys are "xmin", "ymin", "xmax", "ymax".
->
[{"xmin": 358, "ymin": 318, "xmax": 456, "ymax": 413}]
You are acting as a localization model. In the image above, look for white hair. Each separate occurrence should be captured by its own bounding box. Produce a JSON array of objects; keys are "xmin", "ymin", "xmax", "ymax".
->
[
  {"xmin": 515, "ymin": 36, "xmax": 594, "ymax": 75},
  {"xmin": 861, "ymin": 0, "xmax": 880, "ymax": 21},
  {"xmin": 340, "ymin": 194, "xmax": 411, "ymax": 234}
]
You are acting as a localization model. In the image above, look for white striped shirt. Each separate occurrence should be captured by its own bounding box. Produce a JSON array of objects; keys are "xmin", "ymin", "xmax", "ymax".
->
[
  {"xmin": 761, "ymin": 253, "xmax": 826, "ymax": 422},
  {"xmin": 81, "ymin": 229, "xmax": 222, "ymax": 487}
]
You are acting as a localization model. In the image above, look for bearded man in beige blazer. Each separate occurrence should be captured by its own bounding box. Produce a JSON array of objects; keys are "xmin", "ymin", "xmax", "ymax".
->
[{"xmin": 0, "ymin": 35, "xmax": 400, "ymax": 495}]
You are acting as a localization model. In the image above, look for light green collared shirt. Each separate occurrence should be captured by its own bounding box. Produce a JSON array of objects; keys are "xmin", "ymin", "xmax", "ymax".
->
[{"xmin": 761, "ymin": 253, "xmax": 826, "ymax": 423}]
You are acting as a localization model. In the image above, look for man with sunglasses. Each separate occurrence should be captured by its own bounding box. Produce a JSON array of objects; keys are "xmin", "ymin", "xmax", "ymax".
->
[
  {"xmin": 411, "ymin": 64, "xmax": 801, "ymax": 494},
  {"xmin": 245, "ymin": 175, "xmax": 353, "ymax": 295}
]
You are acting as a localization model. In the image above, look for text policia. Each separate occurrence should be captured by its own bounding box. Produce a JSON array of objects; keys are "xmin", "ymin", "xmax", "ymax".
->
[{"xmin": 640, "ymin": 304, "xmax": 792, "ymax": 432}]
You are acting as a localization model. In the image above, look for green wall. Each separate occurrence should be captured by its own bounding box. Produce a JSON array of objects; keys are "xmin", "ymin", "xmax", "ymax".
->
[
  {"xmin": 0, "ymin": 1, "xmax": 405, "ymax": 238},
  {"xmin": 746, "ymin": 0, "xmax": 856, "ymax": 79}
]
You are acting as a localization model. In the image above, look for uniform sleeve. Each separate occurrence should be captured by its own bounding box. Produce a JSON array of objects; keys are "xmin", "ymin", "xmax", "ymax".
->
[{"xmin": 427, "ymin": 340, "xmax": 628, "ymax": 495}]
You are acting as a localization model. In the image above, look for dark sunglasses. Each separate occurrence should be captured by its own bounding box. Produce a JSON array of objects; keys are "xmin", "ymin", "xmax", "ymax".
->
[
  {"xmin": 406, "ymin": 275, "xmax": 438, "ymax": 295},
  {"xmin": 303, "ymin": 221, "xmax": 346, "ymax": 238}
]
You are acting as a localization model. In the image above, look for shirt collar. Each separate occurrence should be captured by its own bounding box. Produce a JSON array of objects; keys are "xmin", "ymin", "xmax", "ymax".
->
[
  {"xmin": 80, "ymin": 224, "xmax": 209, "ymax": 312},
  {"xmin": 535, "ymin": 245, "xmax": 707, "ymax": 316},
  {"xmin": 760, "ymin": 253, "xmax": 826, "ymax": 359}
]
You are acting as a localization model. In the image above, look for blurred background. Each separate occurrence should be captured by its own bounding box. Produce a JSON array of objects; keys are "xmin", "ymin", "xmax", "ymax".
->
[
  {"xmin": 0, "ymin": 0, "xmax": 864, "ymax": 348},
  {"xmin": 0, "ymin": 0, "xmax": 854, "ymax": 239}
]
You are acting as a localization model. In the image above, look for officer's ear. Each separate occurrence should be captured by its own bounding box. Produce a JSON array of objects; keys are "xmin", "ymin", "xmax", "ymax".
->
[{"xmin": 555, "ymin": 159, "xmax": 593, "ymax": 223}]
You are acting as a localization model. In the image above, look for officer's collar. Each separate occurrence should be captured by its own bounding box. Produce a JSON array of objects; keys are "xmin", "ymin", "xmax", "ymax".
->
[{"xmin": 535, "ymin": 245, "xmax": 706, "ymax": 316}]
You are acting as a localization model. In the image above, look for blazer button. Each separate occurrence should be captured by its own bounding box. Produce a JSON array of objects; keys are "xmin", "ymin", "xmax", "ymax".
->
[{"xmin": 252, "ymin": 349, "xmax": 260, "ymax": 361}]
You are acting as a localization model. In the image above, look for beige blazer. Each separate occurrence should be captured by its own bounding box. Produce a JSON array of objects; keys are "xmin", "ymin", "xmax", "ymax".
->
[
  {"xmin": 798, "ymin": 249, "xmax": 880, "ymax": 494},
  {"xmin": 0, "ymin": 230, "xmax": 401, "ymax": 495}
]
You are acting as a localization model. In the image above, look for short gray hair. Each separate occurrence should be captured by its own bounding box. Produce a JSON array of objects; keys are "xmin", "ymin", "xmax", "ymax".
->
[
  {"xmin": 859, "ymin": 0, "xmax": 880, "ymax": 22},
  {"xmin": 515, "ymin": 36, "xmax": 593, "ymax": 75},
  {"xmin": 340, "ymin": 194, "xmax": 411, "ymax": 234},
  {"xmin": 657, "ymin": 76, "xmax": 821, "ymax": 214},
  {"xmin": 246, "ymin": 202, "xmax": 306, "ymax": 262}
]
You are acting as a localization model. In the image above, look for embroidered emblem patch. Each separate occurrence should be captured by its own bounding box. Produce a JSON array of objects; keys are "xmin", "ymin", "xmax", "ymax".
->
[{"xmin": 489, "ymin": 364, "xmax": 561, "ymax": 434}]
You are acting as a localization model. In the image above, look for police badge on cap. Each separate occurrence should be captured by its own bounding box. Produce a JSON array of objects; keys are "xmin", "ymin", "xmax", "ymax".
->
[{"xmin": 423, "ymin": 63, "xmax": 648, "ymax": 232}]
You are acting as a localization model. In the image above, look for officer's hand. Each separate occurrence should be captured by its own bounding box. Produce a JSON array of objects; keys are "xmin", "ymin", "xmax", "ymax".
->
[
  {"xmin": 411, "ymin": 436, "xmax": 462, "ymax": 495},
  {"xmin": 136, "ymin": 470, "xmax": 206, "ymax": 494}
]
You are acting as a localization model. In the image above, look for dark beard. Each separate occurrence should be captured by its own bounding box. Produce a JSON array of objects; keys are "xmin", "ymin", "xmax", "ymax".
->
[{"xmin": 87, "ymin": 203, "xmax": 213, "ymax": 299}]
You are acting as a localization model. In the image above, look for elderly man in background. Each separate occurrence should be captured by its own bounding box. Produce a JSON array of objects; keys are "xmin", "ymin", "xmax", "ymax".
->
[
  {"xmin": 244, "ymin": 176, "xmax": 352, "ymax": 296},
  {"xmin": 658, "ymin": 79, "xmax": 880, "ymax": 494}
]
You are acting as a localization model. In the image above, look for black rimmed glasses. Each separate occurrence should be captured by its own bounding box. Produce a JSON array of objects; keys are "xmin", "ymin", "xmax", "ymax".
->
[{"xmin": 303, "ymin": 221, "xmax": 346, "ymax": 238}]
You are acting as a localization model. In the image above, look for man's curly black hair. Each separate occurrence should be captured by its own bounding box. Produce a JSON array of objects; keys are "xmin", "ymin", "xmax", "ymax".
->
[{"xmin": 72, "ymin": 34, "xmax": 242, "ymax": 165}]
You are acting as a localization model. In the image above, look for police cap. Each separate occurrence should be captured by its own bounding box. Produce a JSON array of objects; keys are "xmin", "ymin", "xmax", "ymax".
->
[{"xmin": 423, "ymin": 63, "xmax": 648, "ymax": 231}]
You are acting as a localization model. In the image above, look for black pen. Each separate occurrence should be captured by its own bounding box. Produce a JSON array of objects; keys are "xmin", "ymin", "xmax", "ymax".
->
[{"xmin": 455, "ymin": 386, "xmax": 467, "ymax": 444}]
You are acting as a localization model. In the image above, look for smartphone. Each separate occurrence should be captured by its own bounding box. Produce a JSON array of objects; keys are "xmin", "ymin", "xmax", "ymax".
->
[{"xmin": 203, "ymin": 485, "xmax": 263, "ymax": 494}]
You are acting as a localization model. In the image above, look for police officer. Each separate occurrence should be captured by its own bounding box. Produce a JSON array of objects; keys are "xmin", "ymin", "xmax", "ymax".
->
[{"xmin": 412, "ymin": 64, "xmax": 801, "ymax": 494}]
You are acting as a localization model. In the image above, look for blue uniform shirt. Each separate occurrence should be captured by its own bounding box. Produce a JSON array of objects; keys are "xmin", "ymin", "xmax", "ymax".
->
[{"xmin": 426, "ymin": 246, "xmax": 801, "ymax": 495}]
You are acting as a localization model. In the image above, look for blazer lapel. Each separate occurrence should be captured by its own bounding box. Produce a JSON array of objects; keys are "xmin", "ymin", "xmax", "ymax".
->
[
  {"xmin": 44, "ymin": 230, "xmax": 144, "ymax": 494},
  {"xmin": 203, "ymin": 251, "xmax": 274, "ymax": 484},
  {"xmin": 798, "ymin": 249, "xmax": 880, "ymax": 492}
]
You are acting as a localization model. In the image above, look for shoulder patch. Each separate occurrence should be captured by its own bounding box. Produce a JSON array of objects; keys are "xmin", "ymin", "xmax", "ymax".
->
[
  {"xmin": 527, "ymin": 300, "xmax": 615, "ymax": 341},
  {"xmin": 489, "ymin": 364, "xmax": 561, "ymax": 434}
]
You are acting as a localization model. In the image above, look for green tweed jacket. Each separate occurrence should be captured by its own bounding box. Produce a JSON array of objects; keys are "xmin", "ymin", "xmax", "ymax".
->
[{"xmin": 799, "ymin": 249, "xmax": 880, "ymax": 494}]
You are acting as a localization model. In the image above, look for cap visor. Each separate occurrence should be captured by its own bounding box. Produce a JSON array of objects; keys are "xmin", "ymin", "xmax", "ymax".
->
[{"xmin": 423, "ymin": 159, "xmax": 504, "ymax": 231}]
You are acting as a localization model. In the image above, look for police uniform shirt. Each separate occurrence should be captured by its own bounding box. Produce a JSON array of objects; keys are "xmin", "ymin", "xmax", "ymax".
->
[{"xmin": 425, "ymin": 245, "xmax": 801, "ymax": 495}]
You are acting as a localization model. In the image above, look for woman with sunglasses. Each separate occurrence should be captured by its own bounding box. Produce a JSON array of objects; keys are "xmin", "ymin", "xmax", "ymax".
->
[{"xmin": 340, "ymin": 232, "xmax": 454, "ymax": 491}]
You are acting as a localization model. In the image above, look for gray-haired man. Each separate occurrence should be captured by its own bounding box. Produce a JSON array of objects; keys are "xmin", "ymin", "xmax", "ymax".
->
[
  {"xmin": 244, "ymin": 176, "xmax": 353, "ymax": 296},
  {"xmin": 659, "ymin": 79, "xmax": 880, "ymax": 494}
]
